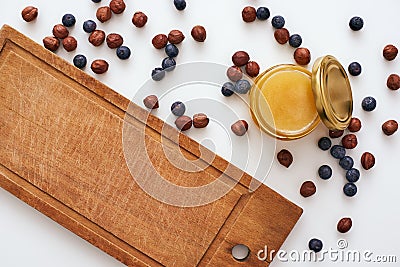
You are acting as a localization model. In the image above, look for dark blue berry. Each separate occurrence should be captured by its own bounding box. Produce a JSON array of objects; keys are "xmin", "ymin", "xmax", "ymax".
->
[
  {"xmin": 83, "ymin": 20, "xmax": 97, "ymax": 33},
  {"xmin": 349, "ymin": 16, "xmax": 364, "ymax": 31},
  {"xmin": 271, "ymin": 15, "xmax": 285, "ymax": 29},
  {"xmin": 221, "ymin": 82, "xmax": 235, "ymax": 97},
  {"xmin": 318, "ymin": 137, "xmax": 331, "ymax": 151},
  {"xmin": 171, "ymin": 101, "xmax": 186, "ymax": 116},
  {"xmin": 116, "ymin": 46, "xmax": 131, "ymax": 60},
  {"xmin": 165, "ymin": 43, "xmax": 179, "ymax": 58},
  {"xmin": 62, "ymin": 14, "xmax": 76, "ymax": 27},
  {"xmin": 256, "ymin": 7, "xmax": 270, "ymax": 20},
  {"xmin": 173, "ymin": 0, "xmax": 186, "ymax": 11},
  {"xmin": 162, "ymin": 57, "xmax": 176, "ymax": 71},
  {"xmin": 289, "ymin": 34, "xmax": 302, "ymax": 48},
  {"xmin": 343, "ymin": 182, "xmax": 357, "ymax": 197},
  {"xmin": 92, "ymin": 0, "xmax": 101, "ymax": 2},
  {"xmin": 339, "ymin": 156, "xmax": 354, "ymax": 170},
  {"xmin": 362, "ymin": 96, "xmax": 376, "ymax": 112},
  {"xmin": 348, "ymin": 62, "xmax": 362, "ymax": 76},
  {"xmin": 234, "ymin": 79, "xmax": 251, "ymax": 94},
  {"xmin": 346, "ymin": 168, "xmax": 360, "ymax": 183},
  {"xmin": 151, "ymin": 68, "xmax": 165, "ymax": 81},
  {"xmin": 308, "ymin": 238, "xmax": 323, "ymax": 253},
  {"xmin": 73, "ymin": 54, "xmax": 87, "ymax": 69},
  {"xmin": 330, "ymin": 145, "xmax": 346, "ymax": 159},
  {"xmin": 318, "ymin": 165, "xmax": 332, "ymax": 180}
]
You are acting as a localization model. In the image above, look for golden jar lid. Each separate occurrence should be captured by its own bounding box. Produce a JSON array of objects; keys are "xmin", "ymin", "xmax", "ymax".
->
[{"xmin": 311, "ymin": 55, "xmax": 353, "ymax": 130}]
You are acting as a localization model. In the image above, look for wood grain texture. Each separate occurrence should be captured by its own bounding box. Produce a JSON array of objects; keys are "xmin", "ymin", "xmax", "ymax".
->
[{"xmin": 0, "ymin": 25, "xmax": 302, "ymax": 266}]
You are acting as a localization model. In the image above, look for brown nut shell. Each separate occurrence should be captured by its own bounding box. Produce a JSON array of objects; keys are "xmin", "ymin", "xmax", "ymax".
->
[
  {"xmin": 383, "ymin": 44, "xmax": 398, "ymax": 61},
  {"xmin": 89, "ymin": 30, "xmax": 106, "ymax": 46},
  {"xmin": 175, "ymin": 116, "xmax": 192, "ymax": 131},
  {"xmin": 52, "ymin": 24, "xmax": 69, "ymax": 39},
  {"xmin": 294, "ymin": 47, "xmax": 311, "ymax": 65},
  {"xmin": 168, "ymin": 30, "xmax": 185, "ymax": 44},
  {"xmin": 329, "ymin": 130, "xmax": 344, "ymax": 138},
  {"xmin": 361, "ymin": 152, "xmax": 375, "ymax": 170},
  {"xmin": 232, "ymin": 51, "xmax": 250, "ymax": 67},
  {"xmin": 21, "ymin": 6, "xmax": 38, "ymax": 22},
  {"xmin": 152, "ymin": 34, "xmax": 168, "ymax": 49},
  {"xmin": 387, "ymin": 74, "xmax": 400, "ymax": 90},
  {"xmin": 337, "ymin": 217, "xmax": 352, "ymax": 233},
  {"xmin": 300, "ymin": 181, "xmax": 316, "ymax": 197},
  {"xmin": 382, "ymin": 120, "xmax": 398, "ymax": 136},
  {"xmin": 348, "ymin": 117, "xmax": 362, "ymax": 132},
  {"xmin": 191, "ymin": 25, "xmax": 206, "ymax": 42},
  {"xmin": 106, "ymin": 33, "xmax": 123, "ymax": 48},
  {"xmin": 91, "ymin": 59, "xmax": 109, "ymax": 74},
  {"xmin": 226, "ymin": 66, "xmax": 243, "ymax": 82},
  {"xmin": 109, "ymin": 0, "xmax": 126, "ymax": 14},
  {"xmin": 43, "ymin": 36, "xmax": 60, "ymax": 52},
  {"xmin": 96, "ymin": 6, "xmax": 112, "ymax": 23},
  {"xmin": 132, "ymin": 11, "xmax": 148, "ymax": 28},
  {"xmin": 143, "ymin": 95, "xmax": 159, "ymax": 109},
  {"xmin": 245, "ymin": 61, "xmax": 260, "ymax": 77},
  {"xmin": 193, "ymin": 113, "xmax": 209, "ymax": 128},
  {"xmin": 231, "ymin": 120, "xmax": 248, "ymax": 136},
  {"xmin": 62, "ymin": 36, "xmax": 77, "ymax": 52},
  {"xmin": 274, "ymin": 28, "xmax": 290, "ymax": 44},
  {"xmin": 277, "ymin": 149, "xmax": 293, "ymax": 168},
  {"xmin": 242, "ymin": 6, "xmax": 256, "ymax": 22},
  {"xmin": 341, "ymin": 134, "xmax": 358, "ymax": 149}
]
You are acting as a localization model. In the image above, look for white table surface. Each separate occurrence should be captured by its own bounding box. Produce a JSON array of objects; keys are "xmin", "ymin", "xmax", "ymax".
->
[{"xmin": 1, "ymin": 0, "xmax": 400, "ymax": 266}]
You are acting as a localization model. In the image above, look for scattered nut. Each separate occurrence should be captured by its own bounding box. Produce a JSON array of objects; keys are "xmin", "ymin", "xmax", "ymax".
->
[
  {"xmin": 132, "ymin": 11, "xmax": 148, "ymax": 28},
  {"xmin": 242, "ymin": 6, "xmax": 256, "ymax": 23},
  {"xmin": 226, "ymin": 66, "xmax": 243, "ymax": 82},
  {"xmin": 277, "ymin": 149, "xmax": 293, "ymax": 168},
  {"xmin": 175, "ymin": 116, "xmax": 192, "ymax": 131},
  {"xmin": 300, "ymin": 181, "xmax": 316, "ymax": 197},
  {"xmin": 152, "ymin": 34, "xmax": 168, "ymax": 49},
  {"xmin": 191, "ymin": 25, "xmax": 207, "ymax": 42},
  {"xmin": 89, "ymin": 30, "xmax": 106, "ymax": 46},
  {"xmin": 168, "ymin": 30, "xmax": 185, "ymax": 44},
  {"xmin": 341, "ymin": 134, "xmax": 358, "ymax": 149},
  {"xmin": 231, "ymin": 120, "xmax": 248, "ymax": 136},
  {"xmin": 382, "ymin": 120, "xmax": 398, "ymax": 136},
  {"xmin": 274, "ymin": 28, "xmax": 290, "ymax": 44},
  {"xmin": 386, "ymin": 74, "xmax": 400, "ymax": 90},
  {"xmin": 91, "ymin": 59, "xmax": 109, "ymax": 74},
  {"xmin": 193, "ymin": 113, "xmax": 209, "ymax": 128},
  {"xmin": 21, "ymin": 6, "xmax": 38, "ymax": 22},
  {"xmin": 109, "ymin": 0, "xmax": 126, "ymax": 14},
  {"xmin": 329, "ymin": 130, "xmax": 344, "ymax": 138},
  {"xmin": 348, "ymin": 117, "xmax": 362, "ymax": 132},
  {"xmin": 52, "ymin": 24, "xmax": 69, "ymax": 39},
  {"xmin": 361, "ymin": 152, "xmax": 375, "ymax": 170},
  {"xmin": 62, "ymin": 36, "xmax": 77, "ymax": 52},
  {"xmin": 294, "ymin": 47, "xmax": 311, "ymax": 65},
  {"xmin": 96, "ymin": 6, "xmax": 112, "ymax": 23},
  {"xmin": 232, "ymin": 51, "xmax": 250, "ymax": 67},
  {"xmin": 43, "ymin": 36, "xmax": 60, "ymax": 52},
  {"xmin": 143, "ymin": 95, "xmax": 159, "ymax": 109},
  {"xmin": 337, "ymin": 217, "xmax": 352, "ymax": 233},
  {"xmin": 245, "ymin": 61, "xmax": 260, "ymax": 77},
  {"xmin": 106, "ymin": 33, "xmax": 123, "ymax": 48},
  {"xmin": 383, "ymin": 44, "xmax": 398, "ymax": 61}
]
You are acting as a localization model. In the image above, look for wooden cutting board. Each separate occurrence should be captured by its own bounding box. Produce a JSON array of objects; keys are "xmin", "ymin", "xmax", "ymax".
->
[{"xmin": 0, "ymin": 25, "xmax": 302, "ymax": 266}]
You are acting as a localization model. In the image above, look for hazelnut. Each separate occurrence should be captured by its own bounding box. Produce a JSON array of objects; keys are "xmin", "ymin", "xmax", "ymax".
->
[
  {"xmin": 242, "ymin": 6, "xmax": 256, "ymax": 23},
  {"xmin": 361, "ymin": 152, "xmax": 375, "ymax": 170},
  {"xmin": 300, "ymin": 181, "xmax": 316, "ymax": 198},
  {"xmin": 21, "ymin": 6, "xmax": 38, "ymax": 22},
  {"xmin": 386, "ymin": 74, "xmax": 400, "ymax": 90},
  {"xmin": 109, "ymin": 0, "xmax": 126, "ymax": 14},
  {"xmin": 89, "ymin": 30, "xmax": 106, "ymax": 46},
  {"xmin": 383, "ymin": 44, "xmax": 398, "ymax": 61},
  {"xmin": 152, "ymin": 34, "xmax": 168, "ymax": 49},
  {"xmin": 232, "ymin": 51, "xmax": 250, "ymax": 67},
  {"xmin": 175, "ymin": 116, "xmax": 192, "ymax": 131},
  {"xmin": 348, "ymin": 117, "xmax": 362, "ymax": 132},
  {"xmin": 143, "ymin": 95, "xmax": 159, "ymax": 109},
  {"xmin": 43, "ymin": 36, "xmax": 60, "ymax": 52},
  {"xmin": 96, "ymin": 6, "xmax": 112, "ymax": 23},
  {"xmin": 226, "ymin": 66, "xmax": 243, "ymax": 82},
  {"xmin": 132, "ymin": 11, "xmax": 148, "ymax": 28},
  {"xmin": 274, "ymin": 28, "xmax": 290, "ymax": 44},
  {"xmin": 245, "ymin": 61, "xmax": 260, "ymax": 77},
  {"xmin": 91, "ymin": 59, "xmax": 109, "ymax": 74},
  {"xmin": 106, "ymin": 33, "xmax": 123, "ymax": 48},
  {"xmin": 231, "ymin": 120, "xmax": 248, "ymax": 136},
  {"xmin": 277, "ymin": 149, "xmax": 293, "ymax": 168},
  {"xmin": 193, "ymin": 113, "xmax": 209, "ymax": 128},
  {"xmin": 62, "ymin": 36, "xmax": 77, "ymax": 52},
  {"xmin": 52, "ymin": 24, "xmax": 69, "ymax": 39},
  {"xmin": 191, "ymin": 25, "xmax": 207, "ymax": 42},
  {"xmin": 329, "ymin": 129, "xmax": 344, "ymax": 138},
  {"xmin": 341, "ymin": 134, "xmax": 358, "ymax": 149},
  {"xmin": 337, "ymin": 218, "xmax": 352, "ymax": 233},
  {"xmin": 382, "ymin": 119, "xmax": 398, "ymax": 136},
  {"xmin": 168, "ymin": 30, "xmax": 185, "ymax": 44},
  {"xmin": 294, "ymin": 47, "xmax": 311, "ymax": 65}
]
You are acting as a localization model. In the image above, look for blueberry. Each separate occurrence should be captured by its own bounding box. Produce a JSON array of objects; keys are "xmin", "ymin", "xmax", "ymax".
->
[
  {"xmin": 165, "ymin": 43, "xmax": 179, "ymax": 58},
  {"xmin": 330, "ymin": 145, "xmax": 346, "ymax": 159},
  {"xmin": 318, "ymin": 137, "xmax": 332, "ymax": 151},
  {"xmin": 171, "ymin": 101, "xmax": 186, "ymax": 116},
  {"xmin": 221, "ymin": 82, "xmax": 235, "ymax": 97},
  {"xmin": 318, "ymin": 165, "xmax": 332, "ymax": 180},
  {"xmin": 348, "ymin": 62, "xmax": 362, "ymax": 76},
  {"xmin": 151, "ymin": 68, "xmax": 165, "ymax": 81},
  {"xmin": 361, "ymin": 96, "xmax": 376, "ymax": 112},
  {"xmin": 173, "ymin": 0, "xmax": 186, "ymax": 11},
  {"xmin": 83, "ymin": 20, "xmax": 97, "ymax": 33},
  {"xmin": 308, "ymin": 238, "xmax": 323, "ymax": 253},
  {"xmin": 162, "ymin": 57, "xmax": 176, "ymax": 71},
  {"xmin": 73, "ymin": 54, "xmax": 87, "ymax": 69},
  {"xmin": 62, "ymin": 14, "xmax": 76, "ymax": 27},
  {"xmin": 91, "ymin": 0, "xmax": 101, "ymax": 2},
  {"xmin": 349, "ymin": 16, "xmax": 364, "ymax": 31},
  {"xmin": 271, "ymin": 15, "xmax": 285, "ymax": 29},
  {"xmin": 289, "ymin": 34, "xmax": 302, "ymax": 48},
  {"xmin": 346, "ymin": 168, "xmax": 360, "ymax": 183},
  {"xmin": 234, "ymin": 79, "xmax": 251, "ymax": 94},
  {"xmin": 339, "ymin": 156, "xmax": 354, "ymax": 170},
  {"xmin": 343, "ymin": 182, "xmax": 357, "ymax": 197},
  {"xmin": 256, "ymin": 7, "xmax": 270, "ymax": 20},
  {"xmin": 116, "ymin": 46, "xmax": 131, "ymax": 60}
]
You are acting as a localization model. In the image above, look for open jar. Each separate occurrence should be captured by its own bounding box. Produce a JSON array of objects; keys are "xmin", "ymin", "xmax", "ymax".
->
[{"xmin": 250, "ymin": 55, "xmax": 353, "ymax": 140}]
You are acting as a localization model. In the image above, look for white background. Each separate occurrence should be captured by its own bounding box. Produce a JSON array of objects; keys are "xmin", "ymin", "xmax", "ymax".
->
[{"xmin": 1, "ymin": 0, "xmax": 400, "ymax": 266}]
